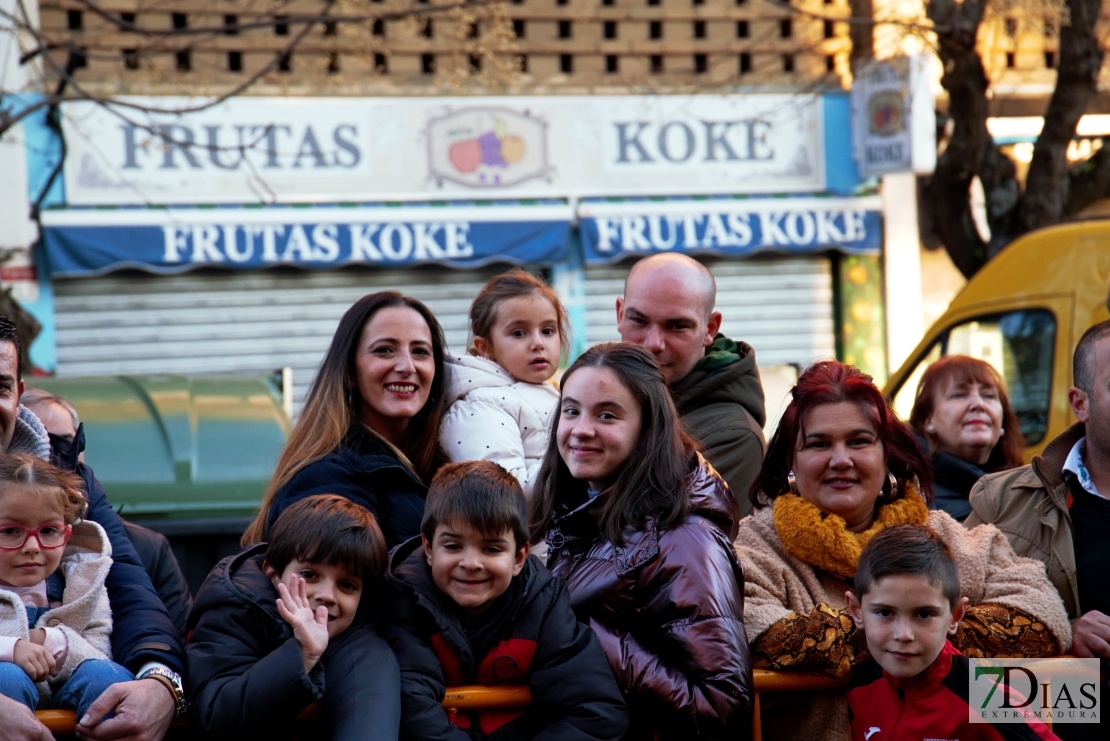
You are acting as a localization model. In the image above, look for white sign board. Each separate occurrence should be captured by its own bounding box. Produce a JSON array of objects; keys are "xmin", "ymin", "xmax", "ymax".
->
[
  {"xmin": 61, "ymin": 95, "xmax": 826, "ymax": 205},
  {"xmin": 851, "ymin": 56, "xmax": 936, "ymax": 177}
]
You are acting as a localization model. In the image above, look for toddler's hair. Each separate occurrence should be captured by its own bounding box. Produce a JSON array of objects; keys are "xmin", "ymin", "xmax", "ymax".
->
[
  {"xmin": 854, "ymin": 524, "xmax": 960, "ymax": 607},
  {"xmin": 468, "ymin": 268, "xmax": 569, "ymax": 361},
  {"xmin": 421, "ymin": 461, "xmax": 529, "ymax": 551},
  {"xmin": 0, "ymin": 453, "xmax": 86, "ymax": 524},
  {"xmin": 266, "ymin": 495, "xmax": 387, "ymax": 580}
]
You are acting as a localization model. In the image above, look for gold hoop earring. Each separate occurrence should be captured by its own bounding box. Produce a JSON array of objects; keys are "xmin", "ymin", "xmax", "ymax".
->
[
  {"xmin": 887, "ymin": 472, "xmax": 898, "ymax": 497},
  {"xmin": 787, "ymin": 470, "xmax": 800, "ymax": 496}
]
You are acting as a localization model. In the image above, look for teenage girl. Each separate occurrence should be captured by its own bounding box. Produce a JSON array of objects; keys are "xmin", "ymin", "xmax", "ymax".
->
[
  {"xmin": 0, "ymin": 453, "xmax": 132, "ymax": 718},
  {"xmin": 529, "ymin": 343, "xmax": 751, "ymax": 740},
  {"xmin": 439, "ymin": 269, "xmax": 569, "ymax": 504}
]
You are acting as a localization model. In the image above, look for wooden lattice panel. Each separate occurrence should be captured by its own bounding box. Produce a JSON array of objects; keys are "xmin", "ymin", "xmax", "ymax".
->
[{"xmin": 32, "ymin": 0, "xmax": 854, "ymax": 95}]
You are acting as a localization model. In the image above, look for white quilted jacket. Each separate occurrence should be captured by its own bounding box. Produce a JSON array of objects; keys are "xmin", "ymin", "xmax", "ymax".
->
[{"xmin": 439, "ymin": 352, "xmax": 559, "ymax": 503}]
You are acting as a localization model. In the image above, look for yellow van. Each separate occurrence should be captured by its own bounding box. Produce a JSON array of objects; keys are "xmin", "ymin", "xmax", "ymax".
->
[{"xmin": 884, "ymin": 219, "xmax": 1110, "ymax": 461}]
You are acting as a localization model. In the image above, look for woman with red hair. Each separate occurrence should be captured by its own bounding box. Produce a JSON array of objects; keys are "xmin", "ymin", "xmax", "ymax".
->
[
  {"xmin": 909, "ymin": 355, "xmax": 1024, "ymax": 520},
  {"xmin": 736, "ymin": 360, "xmax": 1069, "ymax": 741}
]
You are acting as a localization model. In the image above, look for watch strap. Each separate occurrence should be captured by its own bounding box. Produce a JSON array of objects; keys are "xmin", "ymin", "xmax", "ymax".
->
[{"xmin": 140, "ymin": 669, "xmax": 187, "ymax": 717}]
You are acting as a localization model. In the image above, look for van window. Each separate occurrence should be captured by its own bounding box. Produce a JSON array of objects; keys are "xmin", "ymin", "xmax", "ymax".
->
[{"xmin": 890, "ymin": 309, "xmax": 1055, "ymax": 445}]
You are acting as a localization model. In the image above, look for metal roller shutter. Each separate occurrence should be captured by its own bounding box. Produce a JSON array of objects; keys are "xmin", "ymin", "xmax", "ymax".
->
[
  {"xmin": 583, "ymin": 255, "xmax": 836, "ymax": 368},
  {"xmin": 52, "ymin": 266, "xmax": 501, "ymax": 413}
]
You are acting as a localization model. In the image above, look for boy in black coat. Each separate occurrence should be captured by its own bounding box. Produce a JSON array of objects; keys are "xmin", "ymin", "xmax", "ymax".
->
[
  {"xmin": 387, "ymin": 461, "xmax": 627, "ymax": 741},
  {"xmin": 186, "ymin": 495, "xmax": 400, "ymax": 739}
]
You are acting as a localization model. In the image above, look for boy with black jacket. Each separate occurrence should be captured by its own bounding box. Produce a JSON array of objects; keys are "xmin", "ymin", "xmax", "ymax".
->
[
  {"xmin": 186, "ymin": 494, "xmax": 400, "ymax": 740},
  {"xmin": 386, "ymin": 460, "xmax": 627, "ymax": 741}
]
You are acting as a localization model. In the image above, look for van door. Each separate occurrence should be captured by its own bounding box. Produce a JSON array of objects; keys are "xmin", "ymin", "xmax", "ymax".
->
[{"xmin": 887, "ymin": 294, "xmax": 1073, "ymax": 460}]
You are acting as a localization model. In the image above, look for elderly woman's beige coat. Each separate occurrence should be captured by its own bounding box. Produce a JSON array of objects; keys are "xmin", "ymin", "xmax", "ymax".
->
[{"xmin": 736, "ymin": 506, "xmax": 1071, "ymax": 741}]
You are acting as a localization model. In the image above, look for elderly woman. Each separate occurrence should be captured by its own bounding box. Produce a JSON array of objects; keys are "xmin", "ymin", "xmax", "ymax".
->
[
  {"xmin": 737, "ymin": 360, "xmax": 1070, "ymax": 741},
  {"xmin": 243, "ymin": 291, "xmax": 447, "ymax": 548},
  {"xmin": 909, "ymin": 355, "xmax": 1024, "ymax": 520}
]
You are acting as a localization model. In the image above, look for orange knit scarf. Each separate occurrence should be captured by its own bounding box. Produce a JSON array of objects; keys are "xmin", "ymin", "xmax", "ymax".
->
[{"xmin": 771, "ymin": 482, "xmax": 930, "ymax": 579}]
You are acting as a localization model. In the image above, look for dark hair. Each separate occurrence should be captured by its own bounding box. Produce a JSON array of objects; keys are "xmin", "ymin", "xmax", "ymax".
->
[
  {"xmin": 1074, "ymin": 319, "xmax": 1110, "ymax": 394},
  {"xmin": 265, "ymin": 494, "xmax": 387, "ymax": 580},
  {"xmin": 853, "ymin": 524, "xmax": 961, "ymax": 608},
  {"xmin": 530, "ymin": 342, "xmax": 695, "ymax": 546},
  {"xmin": 421, "ymin": 461, "xmax": 529, "ymax": 550},
  {"xmin": 909, "ymin": 355, "xmax": 1023, "ymax": 469},
  {"xmin": 468, "ymin": 268, "xmax": 569, "ymax": 363},
  {"xmin": 0, "ymin": 315, "xmax": 21, "ymax": 380},
  {"xmin": 749, "ymin": 360, "xmax": 932, "ymax": 508},
  {"xmin": 0, "ymin": 453, "xmax": 86, "ymax": 524},
  {"xmin": 244, "ymin": 292, "xmax": 447, "ymax": 545}
]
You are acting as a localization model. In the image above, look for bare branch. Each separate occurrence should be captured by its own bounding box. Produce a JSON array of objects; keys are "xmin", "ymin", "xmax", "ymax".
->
[
  {"xmin": 1019, "ymin": 0, "xmax": 1103, "ymax": 232},
  {"xmin": 1065, "ymin": 144, "xmax": 1110, "ymax": 215},
  {"xmin": 0, "ymin": 96, "xmax": 52, "ymax": 131},
  {"xmin": 925, "ymin": 0, "xmax": 998, "ymax": 277}
]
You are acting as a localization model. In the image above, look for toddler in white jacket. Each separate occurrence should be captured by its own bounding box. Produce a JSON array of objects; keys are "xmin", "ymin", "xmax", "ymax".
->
[
  {"xmin": 0, "ymin": 453, "xmax": 131, "ymax": 717},
  {"xmin": 440, "ymin": 269, "xmax": 567, "ymax": 552}
]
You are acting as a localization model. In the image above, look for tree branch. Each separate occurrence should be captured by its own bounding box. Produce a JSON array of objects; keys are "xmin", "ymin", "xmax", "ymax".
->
[
  {"xmin": 1018, "ymin": 0, "xmax": 1104, "ymax": 232},
  {"xmin": 924, "ymin": 0, "xmax": 996, "ymax": 278},
  {"xmin": 1065, "ymin": 144, "xmax": 1110, "ymax": 215}
]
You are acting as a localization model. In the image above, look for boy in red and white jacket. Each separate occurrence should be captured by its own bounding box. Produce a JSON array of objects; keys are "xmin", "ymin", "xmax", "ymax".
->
[{"xmin": 846, "ymin": 524, "xmax": 1060, "ymax": 741}]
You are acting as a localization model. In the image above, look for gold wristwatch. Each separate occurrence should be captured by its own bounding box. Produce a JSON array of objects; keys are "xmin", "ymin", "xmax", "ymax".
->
[{"xmin": 138, "ymin": 666, "xmax": 187, "ymax": 718}]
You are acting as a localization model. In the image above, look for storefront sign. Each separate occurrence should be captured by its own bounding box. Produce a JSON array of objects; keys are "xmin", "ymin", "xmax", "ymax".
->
[
  {"xmin": 578, "ymin": 197, "xmax": 882, "ymax": 264},
  {"xmin": 851, "ymin": 56, "xmax": 936, "ymax": 177},
  {"xmin": 61, "ymin": 95, "xmax": 825, "ymax": 205},
  {"xmin": 40, "ymin": 204, "xmax": 572, "ymax": 276}
]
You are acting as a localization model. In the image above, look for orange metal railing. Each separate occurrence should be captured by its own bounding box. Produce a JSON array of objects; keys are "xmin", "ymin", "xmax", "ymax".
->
[{"xmin": 33, "ymin": 670, "xmax": 849, "ymax": 740}]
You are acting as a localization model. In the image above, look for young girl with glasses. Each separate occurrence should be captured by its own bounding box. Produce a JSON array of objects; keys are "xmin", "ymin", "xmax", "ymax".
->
[{"xmin": 0, "ymin": 453, "xmax": 132, "ymax": 718}]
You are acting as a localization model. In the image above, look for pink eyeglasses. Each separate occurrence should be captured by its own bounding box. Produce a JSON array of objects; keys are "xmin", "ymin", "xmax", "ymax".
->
[{"xmin": 0, "ymin": 523, "xmax": 73, "ymax": 550}]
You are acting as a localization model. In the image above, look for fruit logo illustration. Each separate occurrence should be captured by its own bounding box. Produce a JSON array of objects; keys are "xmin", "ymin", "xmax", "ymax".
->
[
  {"xmin": 428, "ymin": 107, "xmax": 549, "ymax": 190},
  {"xmin": 868, "ymin": 91, "xmax": 905, "ymax": 136},
  {"xmin": 448, "ymin": 119, "xmax": 526, "ymax": 178}
]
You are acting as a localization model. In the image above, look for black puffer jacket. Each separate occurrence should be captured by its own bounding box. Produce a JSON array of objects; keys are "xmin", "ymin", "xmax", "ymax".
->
[
  {"xmin": 544, "ymin": 455, "xmax": 752, "ymax": 740},
  {"xmin": 386, "ymin": 538, "xmax": 627, "ymax": 741},
  {"xmin": 123, "ymin": 521, "xmax": 192, "ymax": 641},
  {"xmin": 263, "ymin": 424, "xmax": 428, "ymax": 548},
  {"xmin": 186, "ymin": 545, "xmax": 400, "ymax": 737}
]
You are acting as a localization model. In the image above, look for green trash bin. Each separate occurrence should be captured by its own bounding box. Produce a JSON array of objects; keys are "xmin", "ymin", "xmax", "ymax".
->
[{"xmin": 26, "ymin": 372, "xmax": 290, "ymax": 594}]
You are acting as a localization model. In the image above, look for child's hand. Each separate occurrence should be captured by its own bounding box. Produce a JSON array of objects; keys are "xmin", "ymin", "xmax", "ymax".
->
[
  {"xmin": 27, "ymin": 628, "xmax": 46, "ymax": 645},
  {"xmin": 275, "ymin": 575, "xmax": 329, "ymax": 672},
  {"xmin": 14, "ymin": 639, "xmax": 55, "ymax": 680}
]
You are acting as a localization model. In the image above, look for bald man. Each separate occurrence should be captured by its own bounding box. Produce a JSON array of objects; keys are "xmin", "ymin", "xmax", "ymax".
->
[{"xmin": 616, "ymin": 253, "xmax": 766, "ymax": 515}]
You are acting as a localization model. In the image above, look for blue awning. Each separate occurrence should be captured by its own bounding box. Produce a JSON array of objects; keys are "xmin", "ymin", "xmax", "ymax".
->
[
  {"xmin": 577, "ymin": 195, "xmax": 883, "ymax": 265},
  {"xmin": 39, "ymin": 202, "xmax": 573, "ymax": 277}
]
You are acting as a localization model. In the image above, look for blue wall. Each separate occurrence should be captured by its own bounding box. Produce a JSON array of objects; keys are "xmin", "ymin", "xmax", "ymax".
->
[
  {"xmin": 823, "ymin": 93, "xmax": 866, "ymax": 195},
  {"xmin": 7, "ymin": 94, "xmax": 62, "ymax": 372}
]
